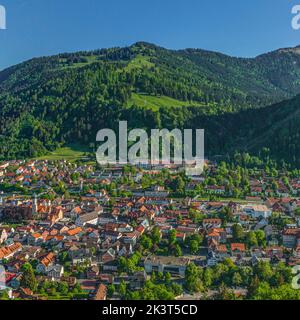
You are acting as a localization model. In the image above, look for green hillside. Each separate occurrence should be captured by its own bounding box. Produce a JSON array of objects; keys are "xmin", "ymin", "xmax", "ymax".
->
[
  {"xmin": 127, "ymin": 93, "xmax": 207, "ymax": 110},
  {"xmin": 34, "ymin": 144, "xmax": 90, "ymax": 161},
  {"xmin": 1, "ymin": 42, "xmax": 300, "ymax": 163}
]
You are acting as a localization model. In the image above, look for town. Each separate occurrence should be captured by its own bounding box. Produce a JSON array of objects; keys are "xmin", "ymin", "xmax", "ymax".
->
[{"xmin": 0, "ymin": 152, "xmax": 300, "ymax": 300}]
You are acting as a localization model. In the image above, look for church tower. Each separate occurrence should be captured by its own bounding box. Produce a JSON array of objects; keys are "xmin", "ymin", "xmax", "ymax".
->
[{"xmin": 32, "ymin": 194, "xmax": 38, "ymax": 215}]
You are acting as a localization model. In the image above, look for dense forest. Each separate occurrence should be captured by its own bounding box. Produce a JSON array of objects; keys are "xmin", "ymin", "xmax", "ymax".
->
[{"xmin": 1, "ymin": 42, "xmax": 300, "ymax": 163}]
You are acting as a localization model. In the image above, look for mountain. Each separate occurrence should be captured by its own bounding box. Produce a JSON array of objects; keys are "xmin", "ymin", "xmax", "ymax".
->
[
  {"xmin": 1, "ymin": 42, "xmax": 300, "ymax": 161},
  {"xmin": 184, "ymin": 93, "xmax": 300, "ymax": 161},
  {"xmin": 226, "ymin": 93, "xmax": 300, "ymax": 163}
]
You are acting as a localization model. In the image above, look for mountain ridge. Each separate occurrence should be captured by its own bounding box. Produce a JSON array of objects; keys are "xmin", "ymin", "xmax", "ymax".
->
[
  {"xmin": 1, "ymin": 42, "xmax": 300, "ymax": 163},
  {"xmin": 4, "ymin": 41, "xmax": 300, "ymax": 71}
]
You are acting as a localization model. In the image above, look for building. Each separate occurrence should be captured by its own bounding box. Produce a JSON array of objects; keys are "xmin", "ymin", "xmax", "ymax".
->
[
  {"xmin": 282, "ymin": 228, "xmax": 300, "ymax": 248},
  {"xmin": 203, "ymin": 218, "xmax": 222, "ymax": 230},
  {"xmin": 242, "ymin": 204, "xmax": 272, "ymax": 219},
  {"xmin": 36, "ymin": 252, "xmax": 55, "ymax": 274},
  {"xmin": 0, "ymin": 242, "xmax": 22, "ymax": 261},
  {"xmin": 46, "ymin": 264, "xmax": 64, "ymax": 279},
  {"xmin": 75, "ymin": 211, "xmax": 99, "ymax": 227},
  {"xmin": 93, "ymin": 283, "xmax": 107, "ymax": 300},
  {"xmin": 230, "ymin": 243, "xmax": 246, "ymax": 257},
  {"xmin": 86, "ymin": 265, "xmax": 99, "ymax": 279},
  {"xmin": 144, "ymin": 255, "xmax": 190, "ymax": 276}
]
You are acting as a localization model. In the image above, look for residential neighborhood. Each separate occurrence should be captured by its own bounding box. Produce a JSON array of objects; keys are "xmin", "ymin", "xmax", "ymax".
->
[{"xmin": 0, "ymin": 155, "xmax": 300, "ymax": 300}]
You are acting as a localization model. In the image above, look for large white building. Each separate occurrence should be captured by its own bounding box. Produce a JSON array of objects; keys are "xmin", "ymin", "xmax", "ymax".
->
[{"xmin": 241, "ymin": 204, "xmax": 272, "ymax": 219}]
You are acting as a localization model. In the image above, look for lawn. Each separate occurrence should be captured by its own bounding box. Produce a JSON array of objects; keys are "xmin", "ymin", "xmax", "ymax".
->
[
  {"xmin": 127, "ymin": 93, "xmax": 204, "ymax": 111},
  {"xmin": 124, "ymin": 55, "xmax": 155, "ymax": 72},
  {"xmin": 35, "ymin": 144, "xmax": 91, "ymax": 161}
]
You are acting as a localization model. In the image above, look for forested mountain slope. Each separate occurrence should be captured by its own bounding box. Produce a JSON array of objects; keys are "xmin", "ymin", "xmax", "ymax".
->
[{"xmin": 1, "ymin": 42, "xmax": 300, "ymax": 161}]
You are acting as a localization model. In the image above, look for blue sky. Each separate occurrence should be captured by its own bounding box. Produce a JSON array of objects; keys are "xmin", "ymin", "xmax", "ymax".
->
[{"xmin": 0, "ymin": 0, "xmax": 299, "ymax": 70}]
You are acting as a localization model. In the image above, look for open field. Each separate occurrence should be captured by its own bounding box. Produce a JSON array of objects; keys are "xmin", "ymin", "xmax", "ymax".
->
[
  {"xmin": 124, "ymin": 55, "xmax": 155, "ymax": 72},
  {"xmin": 127, "ymin": 93, "xmax": 204, "ymax": 111},
  {"xmin": 35, "ymin": 144, "xmax": 91, "ymax": 161}
]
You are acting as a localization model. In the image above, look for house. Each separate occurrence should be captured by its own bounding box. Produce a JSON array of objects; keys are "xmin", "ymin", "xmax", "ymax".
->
[
  {"xmin": 251, "ymin": 248, "xmax": 264, "ymax": 258},
  {"xmin": 206, "ymin": 228, "xmax": 227, "ymax": 244},
  {"xmin": 230, "ymin": 243, "xmax": 246, "ymax": 257},
  {"xmin": 75, "ymin": 211, "xmax": 99, "ymax": 227},
  {"xmin": 47, "ymin": 206, "xmax": 64, "ymax": 225},
  {"xmin": 99, "ymin": 274, "xmax": 113, "ymax": 285},
  {"xmin": 36, "ymin": 252, "xmax": 55, "ymax": 274},
  {"xmin": 113, "ymin": 271, "xmax": 147, "ymax": 290},
  {"xmin": 69, "ymin": 247, "xmax": 92, "ymax": 265},
  {"xmin": 176, "ymin": 232, "xmax": 186, "ymax": 243},
  {"xmin": 207, "ymin": 229, "xmax": 221, "ymax": 244},
  {"xmin": 61, "ymin": 276, "xmax": 77, "ymax": 287},
  {"xmin": 79, "ymin": 279, "xmax": 98, "ymax": 295},
  {"xmin": 215, "ymin": 244, "xmax": 229, "ymax": 259},
  {"xmin": 46, "ymin": 264, "xmax": 64, "ymax": 279},
  {"xmin": 144, "ymin": 255, "xmax": 190, "ymax": 277},
  {"xmin": 266, "ymin": 246, "xmax": 284, "ymax": 259},
  {"xmin": 205, "ymin": 185, "xmax": 226, "ymax": 195},
  {"xmin": 250, "ymin": 186, "xmax": 263, "ymax": 196},
  {"xmin": 98, "ymin": 214, "xmax": 118, "ymax": 225},
  {"xmin": 135, "ymin": 225, "xmax": 145, "ymax": 235},
  {"xmin": 0, "ymin": 242, "xmax": 22, "ymax": 261},
  {"xmin": 282, "ymin": 228, "xmax": 300, "ymax": 248},
  {"xmin": 238, "ymin": 214, "xmax": 251, "ymax": 226},
  {"xmin": 28, "ymin": 233, "xmax": 44, "ymax": 245},
  {"xmin": 101, "ymin": 248, "xmax": 116, "ymax": 264},
  {"xmin": 9, "ymin": 273, "xmax": 22, "ymax": 289},
  {"xmin": 122, "ymin": 233, "xmax": 137, "ymax": 246},
  {"xmin": 86, "ymin": 265, "xmax": 99, "ymax": 279},
  {"xmin": 206, "ymin": 251, "xmax": 218, "ymax": 267},
  {"xmin": 93, "ymin": 283, "xmax": 107, "ymax": 300},
  {"xmin": 203, "ymin": 218, "xmax": 222, "ymax": 230},
  {"xmin": 102, "ymin": 260, "xmax": 118, "ymax": 272},
  {"xmin": 70, "ymin": 206, "xmax": 82, "ymax": 219},
  {"xmin": 117, "ymin": 243, "xmax": 133, "ymax": 257},
  {"xmin": 66, "ymin": 227, "xmax": 82, "ymax": 237},
  {"xmin": 104, "ymin": 231, "xmax": 122, "ymax": 241},
  {"xmin": 117, "ymin": 223, "xmax": 134, "ymax": 233},
  {"xmin": 5, "ymin": 259, "xmax": 23, "ymax": 273}
]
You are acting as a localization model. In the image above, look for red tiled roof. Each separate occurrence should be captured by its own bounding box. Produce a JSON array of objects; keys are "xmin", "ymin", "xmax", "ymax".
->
[
  {"xmin": 67, "ymin": 227, "xmax": 82, "ymax": 236},
  {"xmin": 94, "ymin": 284, "xmax": 107, "ymax": 300},
  {"xmin": 40, "ymin": 252, "xmax": 55, "ymax": 267},
  {"xmin": 0, "ymin": 242, "xmax": 22, "ymax": 259},
  {"xmin": 231, "ymin": 243, "xmax": 245, "ymax": 252}
]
